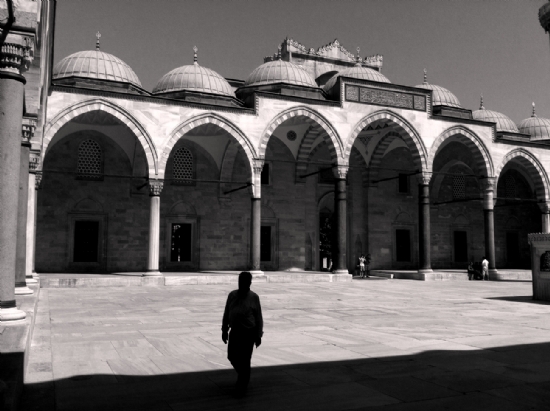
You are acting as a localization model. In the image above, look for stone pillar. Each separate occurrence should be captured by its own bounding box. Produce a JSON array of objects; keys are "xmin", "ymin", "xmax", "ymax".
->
[
  {"xmin": 480, "ymin": 178, "xmax": 497, "ymax": 278},
  {"xmin": 250, "ymin": 162, "xmax": 263, "ymax": 275},
  {"xmin": 538, "ymin": 202, "xmax": 550, "ymax": 233},
  {"xmin": 14, "ymin": 119, "xmax": 35, "ymax": 295},
  {"xmin": 417, "ymin": 172, "xmax": 433, "ymax": 274},
  {"xmin": 333, "ymin": 166, "xmax": 349, "ymax": 274},
  {"xmin": 0, "ymin": 33, "xmax": 32, "ymax": 322},
  {"xmin": 26, "ymin": 153, "xmax": 40, "ymax": 283},
  {"xmin": 145, "ymin": 179, "xmax": 163, "ymax": 276}
]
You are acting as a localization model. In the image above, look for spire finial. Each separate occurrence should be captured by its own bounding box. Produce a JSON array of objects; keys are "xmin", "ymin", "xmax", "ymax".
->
[
  {"xmin": 532, "ymin": 102, "xmax": 536, "ymax": 117},
  {"xmin": 480, "ymin": 94, "xmax": 485, "ymax": 110},
  {"xmin": 95, "ymin": 31, "xmax": 101, "ymax": 51},
  {"xmin": 193, "ymin": 46, "xmax": 198, "ymax": 64},
  {"xmin": 356, "ymin": 47, "xmax": 361, "ymax": 65},
  {"xmin": 277, "ymin": 44, "xmax": 282, "ymax": 60},
  {"xmin": 423, "ymin": 68, "xmax": 427, "ymax": 84}
]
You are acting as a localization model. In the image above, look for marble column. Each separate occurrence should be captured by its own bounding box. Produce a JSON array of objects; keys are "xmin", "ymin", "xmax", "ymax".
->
[
  {"xmin": 145, "ymin": 179, "xmax": 163, "ymax": 276},
  {"xmin": 250, "ymin": 162, "xmax": 263, "ymax": 275},
  {"xmin": 0, "ymin": 71, "xmax": 27, "ymax": 322},
  {"xmin": 25, "ymin": 154, "xmax": 40, "ymax": 283},
  {"xmin": 481, "ymin": 178, "xmax": 497, "ymax": 277},
  {"xmin": 538, "ymin": 202, "xmax": 550, "ymax": 233},
  {"xmin": 417, "ymin": 172, "xmax": 433, "ymax": 274},
  {"xmin": 332, "ymin": 166, "xmax": 349, "ymax": 274},
  {"xmin": 14, "ymin": 120, "xmax": 35, "ymax": 295}
]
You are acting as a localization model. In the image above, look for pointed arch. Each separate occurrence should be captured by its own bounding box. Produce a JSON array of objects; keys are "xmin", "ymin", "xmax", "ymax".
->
[
  {"xmin": 161, "ymin": 113, "xmax": 256, "ymax": 179},
  {"xmin": 260, "ymin": 106, "xmax": 344, "ymax": 166},
  {"xmin": 44, "ymin": 98, "xmax": 158, "ymax": 177},
  {"xmin": 347, "ymin": 109, "xmax": 427, "ymax": 171},
  {"xmin": 495, "ymin": 148, "xmax": 550, "ymax": 201},
  {"xmin": 429, "ymin": 125, "xmax": 493, "ymax": 178}
]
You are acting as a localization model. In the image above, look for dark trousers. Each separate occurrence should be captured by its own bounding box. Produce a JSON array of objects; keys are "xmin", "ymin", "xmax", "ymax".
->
[{"xmin": 228, "ymin": 328, "xmax": 255, "ymax": 391}]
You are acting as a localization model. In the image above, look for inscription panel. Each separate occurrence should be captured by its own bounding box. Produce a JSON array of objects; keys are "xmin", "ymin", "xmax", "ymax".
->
[{"xmin": 346, "ymin": 85, "xmax": 426, "ymax": 112}]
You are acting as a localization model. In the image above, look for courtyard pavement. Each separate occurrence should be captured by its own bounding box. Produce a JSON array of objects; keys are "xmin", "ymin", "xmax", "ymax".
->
[{"xmin": 21, "ymin": 278, "xmax": 550, "ymax": 410}]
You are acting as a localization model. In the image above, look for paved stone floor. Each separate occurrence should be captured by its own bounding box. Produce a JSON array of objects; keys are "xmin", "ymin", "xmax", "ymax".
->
[{"xmin": 21, "ymin": 278, "xmax": 550, "ymax": 410}]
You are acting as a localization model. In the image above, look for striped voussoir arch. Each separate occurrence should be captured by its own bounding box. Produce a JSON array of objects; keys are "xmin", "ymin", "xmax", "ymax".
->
[
  {"xmin": 161, "ymin": 113, "xmax": 256, "ymax": 180},
  {"xmin": 495, "ymin": 148, "xmax": 550, "ymax": 201},
  {"xmin": 349, "ymin": 146, "xmax": 369, "ymax": 186},
  {"xmin": 259, "ymin": 106, "xmax": 344, "ymax": 166},
  {"xmin": 368, "ymin": 131, "xmax": 410, "ymax": 182},
  {"xmin": 219, "ymin": 139, "xmax": 246, "ymax": 195},
  {"xmin": 346, "ymin": 110, "xmax": 427, "ymax": 172},
  {"xmin": 295, "ymin": 126, "xmax": 322, "ymax": 182},
  {"xmin": 429, "ymin": 126, "xmax": 493, "ymax": 178},
  {"xmin": 43, "ymin": 98, "xmax": 158, "ymax": 177}
]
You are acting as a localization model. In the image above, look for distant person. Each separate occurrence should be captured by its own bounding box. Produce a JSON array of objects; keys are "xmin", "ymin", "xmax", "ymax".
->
[
  {"xmin": 359, "ymin": 254, "xmax": 367, "ymax": 278},
  {"xmin": 481, "ymin": 256, "xmax": 489, "ymax": 281},
  {"xmin": 222, "ymin": 271, "xmax": 263, "ymax": 397}
]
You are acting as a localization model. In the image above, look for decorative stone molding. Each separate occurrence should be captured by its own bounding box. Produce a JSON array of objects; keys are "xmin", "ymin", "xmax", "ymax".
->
[
  {"xmin": 416, "ymin": 172, "xmax": 432, "ymax": 185},
  {"xmin": 22, "ymin": 116, "xmax": 37, "ymax": 145},
  {"xmin": 29, "ymin": 152, "xmax": 40, "ymax": 173},
  {"xmin": 479, "ymin": 177, "xmax": 496, "ymax": 192},
  {"xmin": 333, "ymin": 165, "xmax": 349, "ymax": 179},
  {"xmin": 149, "ymin": 179, "xmax": 164, "ymax": 196},
  {"xmin": 0, "ymin": 33, "xmax": 34, "ymax": 74}
]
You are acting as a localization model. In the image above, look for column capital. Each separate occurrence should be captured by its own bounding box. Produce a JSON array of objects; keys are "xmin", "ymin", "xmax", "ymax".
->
[
  {"xmin": 416, "ymin": 171, "xmax": 432, "ymax": 185},
  {"xmin": 333, "ymin": 165, "xmax": 348, "ymax": 179},
  {"xmin": 252, "ymin": 159, "xmax": 264, "ymax": 174},
  {"xmin": 538, "ymin": 201, "xmax": 550, "ymax": 214},
  {"xmin": 479, "ymin": 177, "xmax": 497, "ymax": 192},
  {"xmin": 0, "ymin": 32, "xmax": 34, "ymax": 75},
  {"xmin": 148, "ymin": 179, "xmax": 164, "ymax": 196}
]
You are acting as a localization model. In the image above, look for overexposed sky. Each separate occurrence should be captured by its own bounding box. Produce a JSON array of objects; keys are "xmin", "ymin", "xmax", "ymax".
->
[{"xmin": 54, "ymin": 0, "xmax": 550, "ymax": 124}]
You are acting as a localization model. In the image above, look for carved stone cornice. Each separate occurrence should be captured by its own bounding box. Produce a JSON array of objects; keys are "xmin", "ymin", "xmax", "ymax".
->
[
  {"xmin": 416, "ymin": 172, "xmax": 432, "ymax": 185},
  {"xmin": 0, "ymin": 33, "xmax": 34, "ymax": 74},
  {"xmin": 149, "ymin": 179, "xmax": 164, "ymax": 196}
]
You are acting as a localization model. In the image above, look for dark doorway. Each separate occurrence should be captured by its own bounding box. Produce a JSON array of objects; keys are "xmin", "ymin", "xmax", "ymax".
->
[
  {"xmin": 171, "ymin": 223, "xmax": 192, "ymax": 262},
  {"xmin": 395, "ymin": 229, "xmax": 411, "ymax": 262},
  {"xmin": 260, "ymin": 226, "xmax": 272, "ymax": 262},
  {"xmin": 73, "ymin": 220, "xmax": 99, "ymax": 262},
  {"xmin": 319, "ymin": 212, "xmax": 334, "ymax": 270},
  {"xmin": 506, "ymin": 231, "xmax": 520, "ymax": 267},
  {"xmin": 454, "ymin": 231, "xmax": 468, "ymax": 262}
]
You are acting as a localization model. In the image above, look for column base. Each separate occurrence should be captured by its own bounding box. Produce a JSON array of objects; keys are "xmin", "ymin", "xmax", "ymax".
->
[
  {"xmin": 143, "ymin": 270, "xmax": 163, "ymax": 277},
  {"xmin": 14, "ymin": 285, "xmax": 33, "ymax": 295},
  {"xmin": 0, "ymin": 307, "xmax": 26, "ymax": 323},
  {"xmin": 488, "ymin": 268, "xmax": 498, "ymax": 280},
  {"xmin": 249, "ymin": 270, "xmax": 264, "ymax": 277},
  {"xmin": 25, "ymin": 276, "xmax": 38, "ymax": 284},
  {"xmin": 332, "ymin": 269, "xmax": 350, "ymax": 274},
  {"xmin": 417, "ymin": 268, "xmax": 433, "ymax": 274}
]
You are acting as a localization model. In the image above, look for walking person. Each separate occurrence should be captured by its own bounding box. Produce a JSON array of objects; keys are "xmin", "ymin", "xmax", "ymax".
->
[
  {"xmin": 359, "ymin": 254, "xmax": 367, "ymax": 278},
  {"xmin": 222, "ymin": 272, "xmax": 263, "ymax": 397},
  {"xmin": 481, "ymin": 256, "xmax": 489, "ymax": 281}
]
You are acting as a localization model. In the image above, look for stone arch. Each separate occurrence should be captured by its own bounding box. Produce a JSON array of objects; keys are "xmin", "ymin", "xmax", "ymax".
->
[
  {"xmin": 349, "ymin": 146, "xmax": 369, "ymax": 186},
  {"xmin": 394, "ymin": 211, "xmax": 412, "ymax": 223},
  {"xmin": 72, "ymin": 198, "xmax": 103, "ymax": 213},
  {"xmin": 368, "ymin": 131, "xmax": 412, "ymax": 181},
  {"xmin": 431, "ymin": 160, "xmax": 478, "ymax": 201},
  {"xmin": 44, "ymin": 98, "xmax": 158, "ymax": 177},
  {"xmin": 494, "ymin": 148, "xmax": 550, "ymax": 201},
  {"xmin": 318, "ymin": 191, "xmax": 335, "ymax": 212},
  {"xmin": 168, "ymin": 201, "xmax": 197, "ymax": 216},
  {"xmin": 261, "ymin": 106, "xmax": 344, "ymax": 169},
  {"xmin": 346, "ymin": 110, "xmax": 428, "ymax": 171},
  {"xmin": 429, "ymin": 126, "xmax": 493, "ymax": 178},
  {"xmin": 218, "ymin": 140, "xmax": 243, "ymax": 197},
  {"xmin": 161, "ymin": 113, "xmax": 256, "ymax": 180}
]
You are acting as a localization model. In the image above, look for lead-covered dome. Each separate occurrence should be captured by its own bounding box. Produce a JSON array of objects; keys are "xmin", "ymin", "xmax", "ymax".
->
[
  {"xmin": 518, "ymin": 103, "xmax": 550, "ymax": 140},
  {"xmin": 415, "ymin": 70, "xmax": 461, "ymax": 108},
  {"xmin": 244, "ymin": 59, "xmax": 318, "ymax": 88},
  {"xmin": 472, "ymin": 97, "xmax": 518, "ymax": 133},
  {"xmin": 153, "ymin": 48, "xmax": 233, "ymax": 96},
  {"xmin": 53, "ymin": 50, "xmax": 142, "ymax": 87}
]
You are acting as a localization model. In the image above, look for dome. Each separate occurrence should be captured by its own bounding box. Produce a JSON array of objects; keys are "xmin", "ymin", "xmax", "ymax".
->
[
  {"xmin": 53, "ymin": 50, "xmax": 141, "ymax": 87},
  {"xmin": 323, "ymin": 65, "xmax": 390, "ymax": 93},
  {"xmin": 472, "ymin": 97, "xmax": 518, "ymax": 133},
  {"xmin": 153, "ymin": 62, "xmax": 233, "ymax": 96},
  {"xmin": 244, "ymin": 59, "xmax": 318, "ymax": 88},
  {"xmin": 415, "ymin": 71, "xmax": 461, "ymax": 108},
  {"xmin": 518, "ymin": 103, "xmax": 550, "ymax": 140}
]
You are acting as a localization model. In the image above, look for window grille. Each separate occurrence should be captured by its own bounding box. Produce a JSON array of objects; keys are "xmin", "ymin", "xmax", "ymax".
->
[
  {"xmin": 452, "ymin": 175, "xmax": 465, "ymax": 199},
  {"xmin": 77, "ymin": 139, "xmax": 103, "ymax": 180},
  {"xmin": 505, "ymin": 175, "xmax": 516, "ymax": 199},
  {"xmin": 173, "ymin": 147, "xmax": 194, "ymax": 185}
]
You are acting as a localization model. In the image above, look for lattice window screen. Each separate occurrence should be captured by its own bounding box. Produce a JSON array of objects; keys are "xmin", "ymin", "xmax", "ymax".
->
[
  {"xmin": 505, "ymin": 175, "xmax": 516, "ymax": 199},
  {"xmin": 452, "ymin": 175, "xmax": 465, "ymax": 199},
  {"xmin": 173, "ymin": 147, "xmax": 194, "ymax": 185},
  {"xmin": 77, "ymin": 139, "xmax": 103, "ymax": 180}
]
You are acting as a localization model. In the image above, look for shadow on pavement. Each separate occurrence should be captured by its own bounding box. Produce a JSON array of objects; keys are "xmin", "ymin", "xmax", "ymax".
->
[
  {"xmin": 486, "ymin": 296, "xmax": 550, "ymax": 305},
  {"xmin": 20, "ymin": 342, "xmax": 550, "ymax": 411}
]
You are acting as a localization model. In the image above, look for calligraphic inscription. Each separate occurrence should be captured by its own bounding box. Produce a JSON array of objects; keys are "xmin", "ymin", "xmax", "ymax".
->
[
  {"xmin": 360, "ymin": 88, "xmax": 413, "ymax": 109},
  {"xmin": 541, "ymin": 251, "xmax": 550, "ymax": 272},
  {"xmin": 414, "ymin": 95, "xmax": 426, "ymax": 111},
  {"xmin": 345, "ymin": 85, "xmax": 359, "ymax": 101}
]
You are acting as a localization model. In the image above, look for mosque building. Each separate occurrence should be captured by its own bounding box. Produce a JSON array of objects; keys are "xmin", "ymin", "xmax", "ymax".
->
[{"xmin": 3, "ymin": 0, "xmax": 550, "ymax": 321}]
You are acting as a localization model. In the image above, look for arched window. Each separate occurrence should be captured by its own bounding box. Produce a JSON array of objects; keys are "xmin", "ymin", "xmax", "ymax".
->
[
  {"xmin": 452, "ymin": 175, "xmax": 465, "ymax": 200},
  {"xmin": 172, "ymin": 146, "xmax": 195, "ymax": 185},
  {"xmin": 505, "ymin": 175, "xmax": 516, "ymax": 199},
  {"xmin": 77, "ymin": 139, "xmax": 103, "ymax": 180}
]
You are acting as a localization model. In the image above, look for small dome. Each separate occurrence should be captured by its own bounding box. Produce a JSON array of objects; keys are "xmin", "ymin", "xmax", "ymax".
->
[
  {"xmin": 245, "ymin": 59, "xmax": 318, "ymax": 88},
  {"xmin": 53, "ymin": 50, "xmax": 141, "ymax": 87},
  {"xmin": 153, "ymin": 64, "xmax": 233, "ymax": 96},
  {"xmin": 518, "ymin": 103, "xmax": 550, "ymax": 140},
  {"xmin": 415, "ymin": 71, "xmax": 461, "ymax": 107},
  {"xmin": 323, "ymin": 65, "xmax": 390, "ymax": 94},
  {"xmin": 472, "ymin": 96, "xmax": 518, "ymax": 133}
]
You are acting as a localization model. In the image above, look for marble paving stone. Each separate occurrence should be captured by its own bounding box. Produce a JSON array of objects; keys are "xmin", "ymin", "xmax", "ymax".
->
[
  {"xmin": 359, "ymin": 376, "xmax": 461, "ymax": 402},
  {"xmin": 483, "ymin": 361, "xmax": 550, "ymax": 383},
  {"xmin": 414, "ymin": 368, "xmax": 525, "ymax": 393}
]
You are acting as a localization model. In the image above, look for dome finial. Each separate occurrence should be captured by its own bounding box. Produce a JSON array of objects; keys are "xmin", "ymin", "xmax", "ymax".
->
[
  {"xmin": 532, "ymin": 102, "xmax": 537, "ymax": 117},
  {"xmin": 355, "ymin": 47, "xmax": 361, "ymax": 66},
  {"xmin": 277, "ymin": 44, "xmax": 282, "ymax": 60},
  {"xmin": 423, "ymin": 68, "xmax": 427, "ymax": 84},
  {"xmin": 193, "ymin": 46, "xmax": 198, "ymax": 65},
  {"xmin": 480, "ymin": 94, "xmax": 485, "ymax": 110},
  {"xmin": 96, "ymin": 31, "xmax": 101, "ymax": 51}
]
